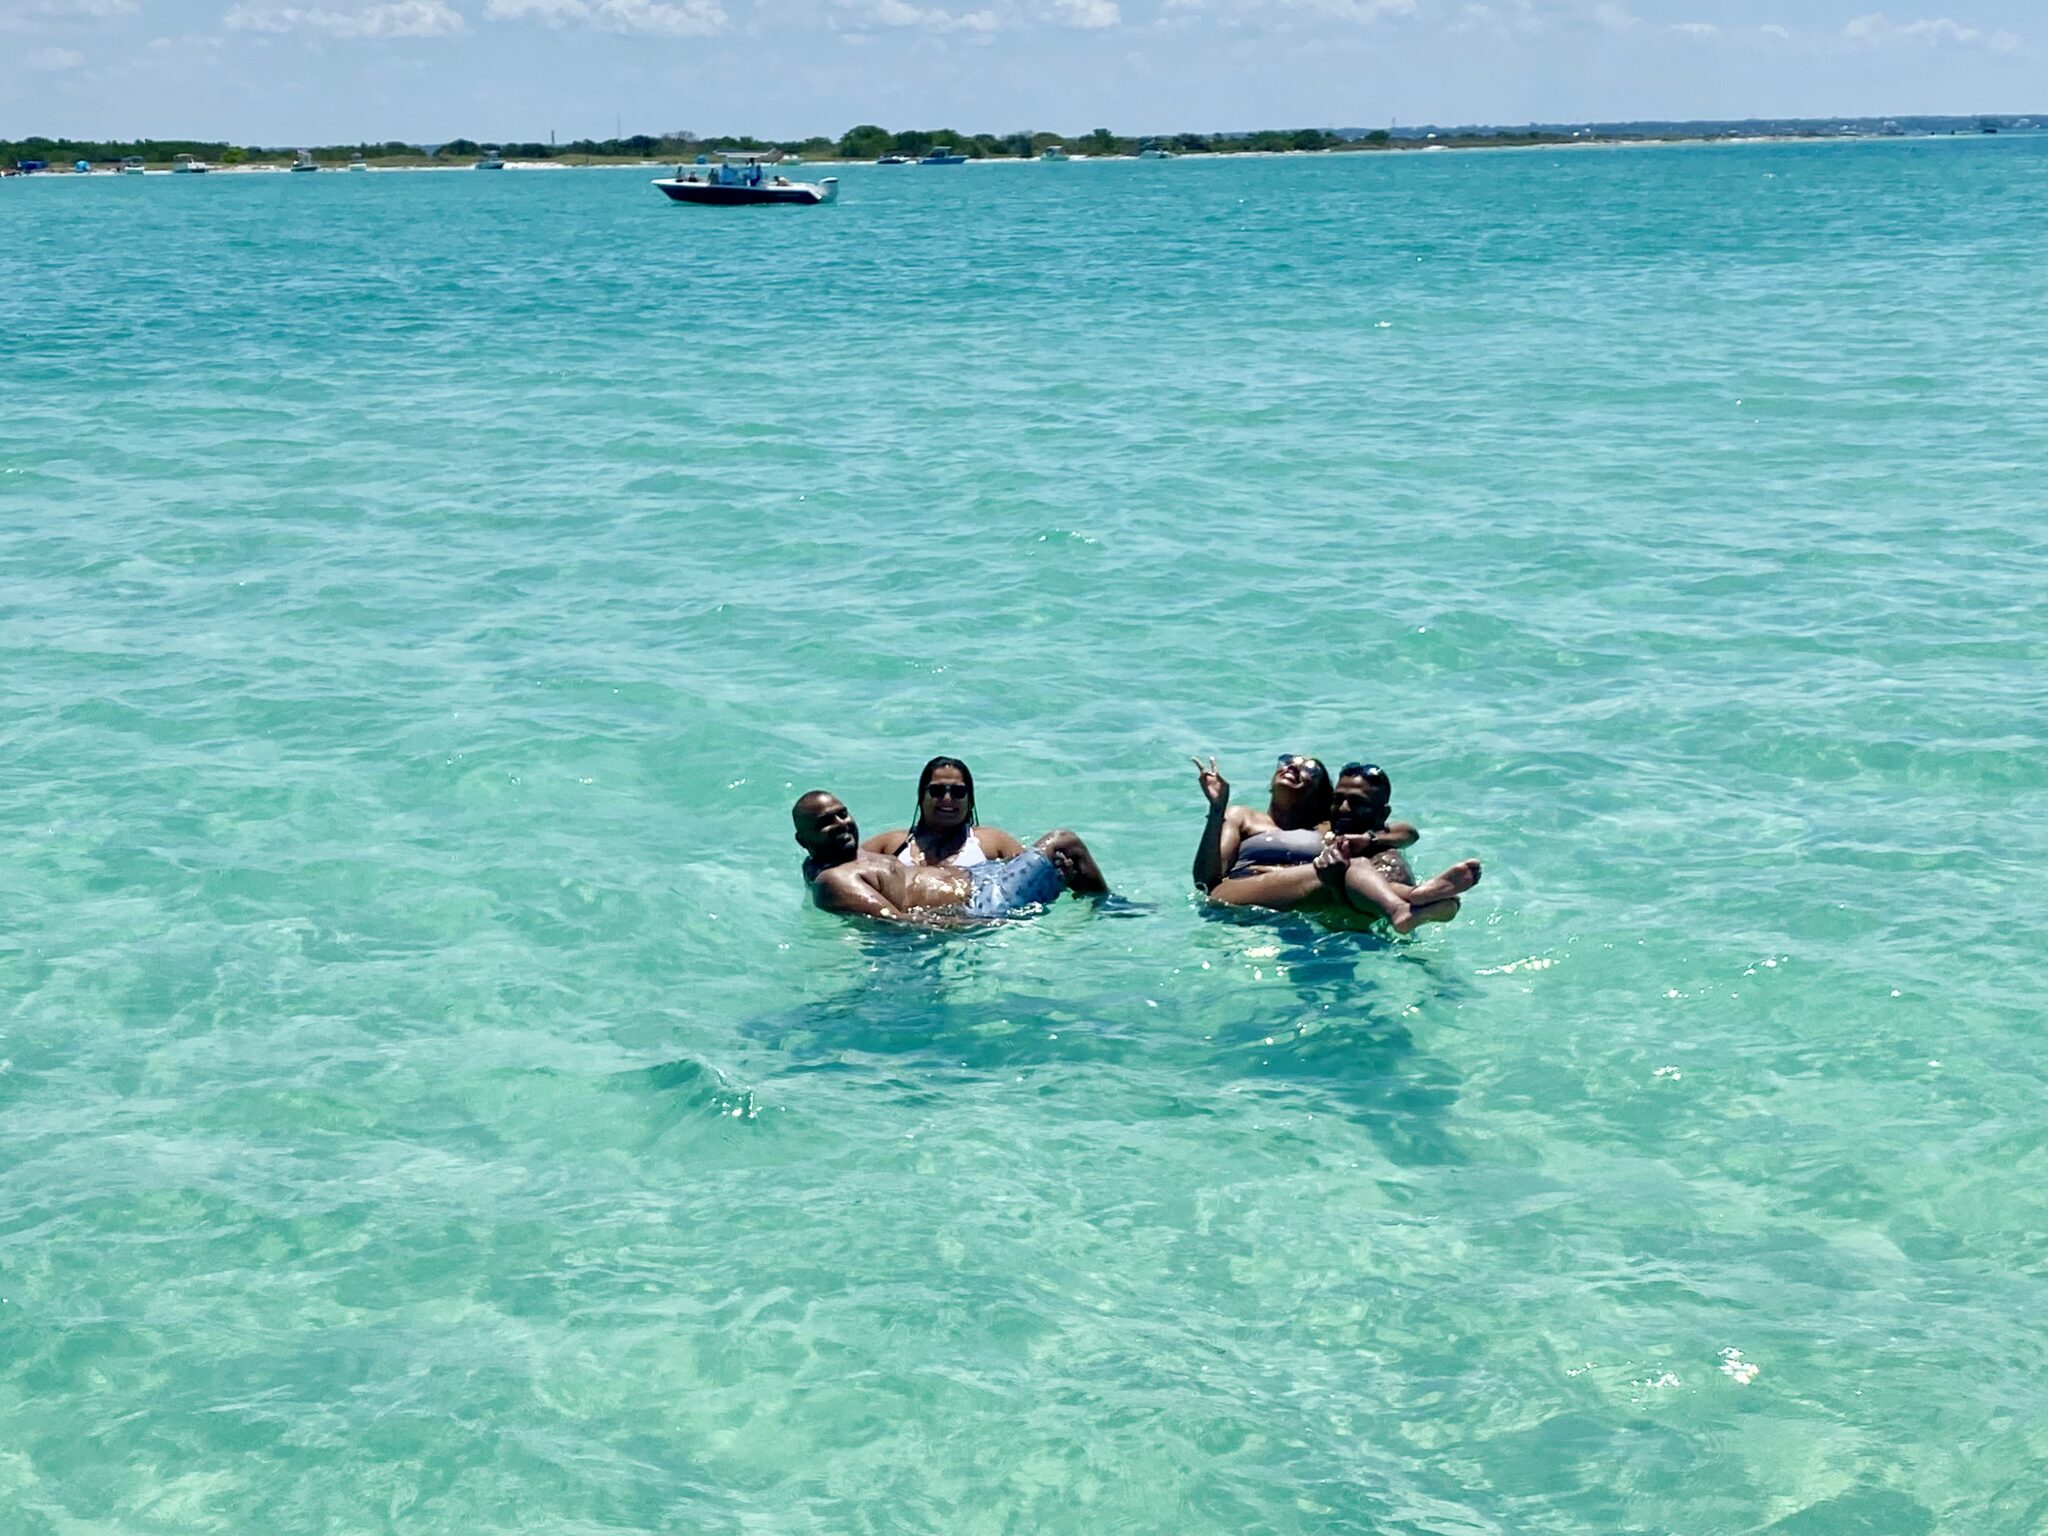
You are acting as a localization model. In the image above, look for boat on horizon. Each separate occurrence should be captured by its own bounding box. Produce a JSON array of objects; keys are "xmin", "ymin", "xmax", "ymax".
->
[
  {"xmin": 1040, "ymin": 145, "xmax": 1069, "ymax": 161},
  {"xmin": 918, "ymin": 145, "xmax": 968, "ymax": 165},
  {"xmin": 477, "ymin": 147, "xmax": 505, "ymax": 170},
  {"xmin": 121, "ymin": 156, "xmax": 146, "ymax": 175},
  {"xmin": 876, "ymin": 153, "xmax": 913, "ymax": 165},
  {"xmin": 290, "ymin": 150, "xmax": 319, "ymax": 172},
  {"xmin": 171, "ymin": 154, "xmax": 211, "ymax": 174},
  {"xmin": 348, "ymin": 153, "xmax": 368, "ymax": 172},
  {"xmin": 652, "ymin": 153, "xmax": 838, "ymax": 206},
  {"xmin": 1138, "ymin": 145, "xmax": 1175, "ymax": 160}
]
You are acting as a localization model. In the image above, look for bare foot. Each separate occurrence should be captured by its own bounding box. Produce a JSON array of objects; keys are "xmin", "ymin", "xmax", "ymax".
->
[
  {"xmin": 1406, "ymin": 859, "xmax": 1482, "ymax": 906},
  {"xmin": 1389, "ymin": 897, "xmax": 1461, "ymax": 934}
]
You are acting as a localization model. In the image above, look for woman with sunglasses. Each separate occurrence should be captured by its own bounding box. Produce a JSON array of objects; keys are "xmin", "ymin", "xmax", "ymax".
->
[
  {"xmin": 1190, "ymin": 753, "xmax": 1340, "ymax": 893},
  {"xmin": 861, "ymin": 756, "xmax": 1028, "ymax": 870}
]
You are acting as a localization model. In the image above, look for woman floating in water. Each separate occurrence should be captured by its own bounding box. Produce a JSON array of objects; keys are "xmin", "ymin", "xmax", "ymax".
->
[
  {"xmin": 860, "ymin": 756, "xmax": 1028, "ymax": 870},
  {"xmin": 1192, "ymin": 755, "xmax": 1480, "ymax": 931}
]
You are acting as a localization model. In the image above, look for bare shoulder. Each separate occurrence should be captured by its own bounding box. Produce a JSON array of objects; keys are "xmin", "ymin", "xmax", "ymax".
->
[
  {"xmin": 976, "ymin": 826, "xmax": 1027, "ymax": 859},
  {"xmin": 1233, "ymin": 805, "xmax": 1277, "ymax": 833},
  {"xmin": 861, "ymin": 827, "xmax": 911, "ymax": 855}
]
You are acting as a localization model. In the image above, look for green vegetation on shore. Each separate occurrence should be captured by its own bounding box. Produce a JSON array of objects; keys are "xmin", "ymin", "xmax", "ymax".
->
[
  {"xmin": 3, "ymin": 126, "xmax": 1415, "ymax": 171},
  {"xmin": 11, "ymin": 116, "xmax": 2026, "ymax": 172}
]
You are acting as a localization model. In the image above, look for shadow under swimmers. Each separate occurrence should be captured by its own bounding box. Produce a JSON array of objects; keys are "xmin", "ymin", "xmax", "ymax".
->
[{"xmin": 1203, "ymin": 916, "xmax": 1473, "ymax": 1167}]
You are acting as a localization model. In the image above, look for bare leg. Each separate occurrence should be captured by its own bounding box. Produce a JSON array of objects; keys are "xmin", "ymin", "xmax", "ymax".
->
[
  {"xmin": 1338, "ymin": 857, "xmax": 1481, "ymax": 934},
  {"xmin": 1208, "ymin": 864, "xmax": 1324, "ymax": 910},
  {"xmin": 1035, "ymin": 829, "xmax": 1109, "ymax": 896}
]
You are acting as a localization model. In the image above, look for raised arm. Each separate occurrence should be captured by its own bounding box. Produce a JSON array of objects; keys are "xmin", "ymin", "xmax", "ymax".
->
[
  {"xmin": 1191, "ymin": 756, "xmax": 1246, "ymax": 892},
  {"xmin": 812, "ymin": 866, "xmax": 907, "ymax": 921}
]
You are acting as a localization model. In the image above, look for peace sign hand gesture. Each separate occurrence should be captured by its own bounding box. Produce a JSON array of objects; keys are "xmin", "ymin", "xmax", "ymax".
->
[{"xmin": 1192, "ymin": 756, "xmax": 1230, "ymax": 811}]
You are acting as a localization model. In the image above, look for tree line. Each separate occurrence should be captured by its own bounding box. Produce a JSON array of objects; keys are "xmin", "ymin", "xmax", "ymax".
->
[{"xmin": 7, "ymin": 126, "xmax": 1372, "ymax": 169}]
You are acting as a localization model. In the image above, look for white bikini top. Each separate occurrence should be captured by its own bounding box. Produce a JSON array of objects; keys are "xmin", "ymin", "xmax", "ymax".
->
[{"xmin": 897, "ymin": 829, "xmax": 991, "ymax": 870}]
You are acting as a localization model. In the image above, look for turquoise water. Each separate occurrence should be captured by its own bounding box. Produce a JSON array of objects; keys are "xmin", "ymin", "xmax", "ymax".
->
[{"xmin": 5, "ymin": 141, "xmax": 2047, "ymax": 1532}]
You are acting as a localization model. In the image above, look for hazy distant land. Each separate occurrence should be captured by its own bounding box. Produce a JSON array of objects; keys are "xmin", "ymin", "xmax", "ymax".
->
[{"xmin": 6, "ymin": 114, "xmax": 2038, "ymax": 174}]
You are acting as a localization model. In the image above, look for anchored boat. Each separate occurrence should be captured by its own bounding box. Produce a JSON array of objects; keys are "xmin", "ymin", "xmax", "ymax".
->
[{"xmin": 652, "ymin": 153, "xmax": 838, "ymax": 207}]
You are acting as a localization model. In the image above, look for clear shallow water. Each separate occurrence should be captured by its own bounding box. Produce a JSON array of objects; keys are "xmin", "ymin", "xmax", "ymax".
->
[{"xmin": 4, "ymin": 142, "xmax": 2046, "ymax": 1532}]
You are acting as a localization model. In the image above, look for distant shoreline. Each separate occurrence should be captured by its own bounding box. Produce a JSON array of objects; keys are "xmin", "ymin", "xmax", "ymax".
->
[
  {"xmin": 7, "ymin": 115, "xmax": 2037, "ymax": 177},
  {"xmin": 4, "ymin": 131, "xmax": 2017, "ymax": 179}
]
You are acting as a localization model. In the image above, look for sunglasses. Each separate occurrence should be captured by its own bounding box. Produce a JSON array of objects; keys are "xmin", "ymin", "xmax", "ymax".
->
[
  {"xmin": 1339, "ymin": 763, "xmax": 1387, "ymax": 782},
  {"xmin": 1276, "ymin": 754, "xmax": 1325, "ymax": 772},
  {"xmin": 924, "ymin": 782, "xmax": 971, "ymax": 801}
]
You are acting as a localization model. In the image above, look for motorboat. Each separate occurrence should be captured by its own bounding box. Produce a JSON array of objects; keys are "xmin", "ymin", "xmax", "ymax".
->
[
  {"xmin": 477, "ymin": 147, "xmax": 505, "ymax": 170},
  {"xmin": 918, "ymin": 145, "xmax": 967, "ymax": 165},
  {"xmin": 1040, "ymin": 145, "xmax": 1069, "ymax": 161},
  {"xmin": 348, "ymin": 153, "xmax": 368, "ymax": 172},
  {"xmin": 876, "ymin": 153, "xmax": 913, "ymax": 165},
  {"xmin": 290, "ymin": 150, "xmax": 319, "ymax": 172},
  {"xmin": 171, "ymin": 153, "xmax": 211, "ymax": 174},
  {"xmin": 121, "ymin": 156, "xmax": 146, "ymax": 175},
  {"xmin": 653, "ymin": 153, "xmax": 838, "ymax": 206},
  {"xmin": 1138, "ymin": 146, "xmax": 1175, "ymax": 159}
]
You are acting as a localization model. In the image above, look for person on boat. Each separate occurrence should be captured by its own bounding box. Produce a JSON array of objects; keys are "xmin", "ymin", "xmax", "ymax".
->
[
  {"xmin": 861, "ymin": 756, "xmax": 1028, "ymax": 870},
  {"xmin": 1192, "ymin": 756, "xmax": 1479, "ymax": 932},
  {"xmin": 795, "ymin": 792, "xmax": 1108, "ymax": 923}
]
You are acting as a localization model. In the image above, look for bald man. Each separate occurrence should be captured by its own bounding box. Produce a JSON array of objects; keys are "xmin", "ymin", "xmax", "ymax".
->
[{"xmin": 792, "ymin": 791, "xmax": 1107, "ymax": 923}]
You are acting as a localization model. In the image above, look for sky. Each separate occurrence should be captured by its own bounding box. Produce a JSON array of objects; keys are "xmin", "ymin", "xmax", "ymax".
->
[{"xmin": 4, "ymin": 0, "xmax": 2041, "ymax": 144}]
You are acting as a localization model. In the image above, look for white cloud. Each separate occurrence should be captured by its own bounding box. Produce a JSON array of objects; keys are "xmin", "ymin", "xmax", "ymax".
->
[
  {"xmin": 1451, "ymin": 0, "xmax": 1541, "ymax": 37},
  {"xmin": 484, "ymin": 0, "xmax": 728, "ymax": 33},
  {"xmin": 1841, "ymin": 12, "xmax": 2019, "ymax": 51},
  {"xmin": 1591, "ymin": 1, "xmax": 1635, "ymax": 31},
  {"xmin": 484, "ymin": 0, "xmax": 583, "ymax": 16},
  {"xmin": 222, "ymin": 0, "xmax": 467, "ymax": 35},
  {"xmin": 1668, "ymin": 20, "xmax": 1716, "ymax": 38},
  {"xmin": 29, "ymin": 43, "xmax": 87, "ymax": 68},
  {"xmin": 1048, "ymin": 0, "xmax": 1117, "ymax": 25},
  {"xmin": 1286, "ymin": 0, "xmax": 1414, "ymax": 20},
  {"xmin": 1760, "ymin": 22, "xmax": 1789, "ymax": 37},
  {"xmin": 38, "ymin": 0, "xmax": 139, "ymax": 16},
  {"xmin": 832, "ymin": 0, "xmax": 999, "ymax": 31}
]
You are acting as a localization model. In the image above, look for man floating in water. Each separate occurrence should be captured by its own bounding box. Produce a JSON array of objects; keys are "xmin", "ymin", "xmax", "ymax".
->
[{"xmin": 793, "ymin": 791, "xmax": 1108, "ymax": 923}]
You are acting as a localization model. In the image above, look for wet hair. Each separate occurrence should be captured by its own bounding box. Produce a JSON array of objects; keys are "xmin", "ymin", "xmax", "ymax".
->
[
  {"xmin": 909, "ymin": 756, "xmax": 978, "ymax": 835},
  {"xmin": 1275, "ymin": 756, "xmax": 1333, "ymax": 828},
  {"xmin": 1338, "ymin": 762, "xmax": 1392, "ymax": 797}
]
